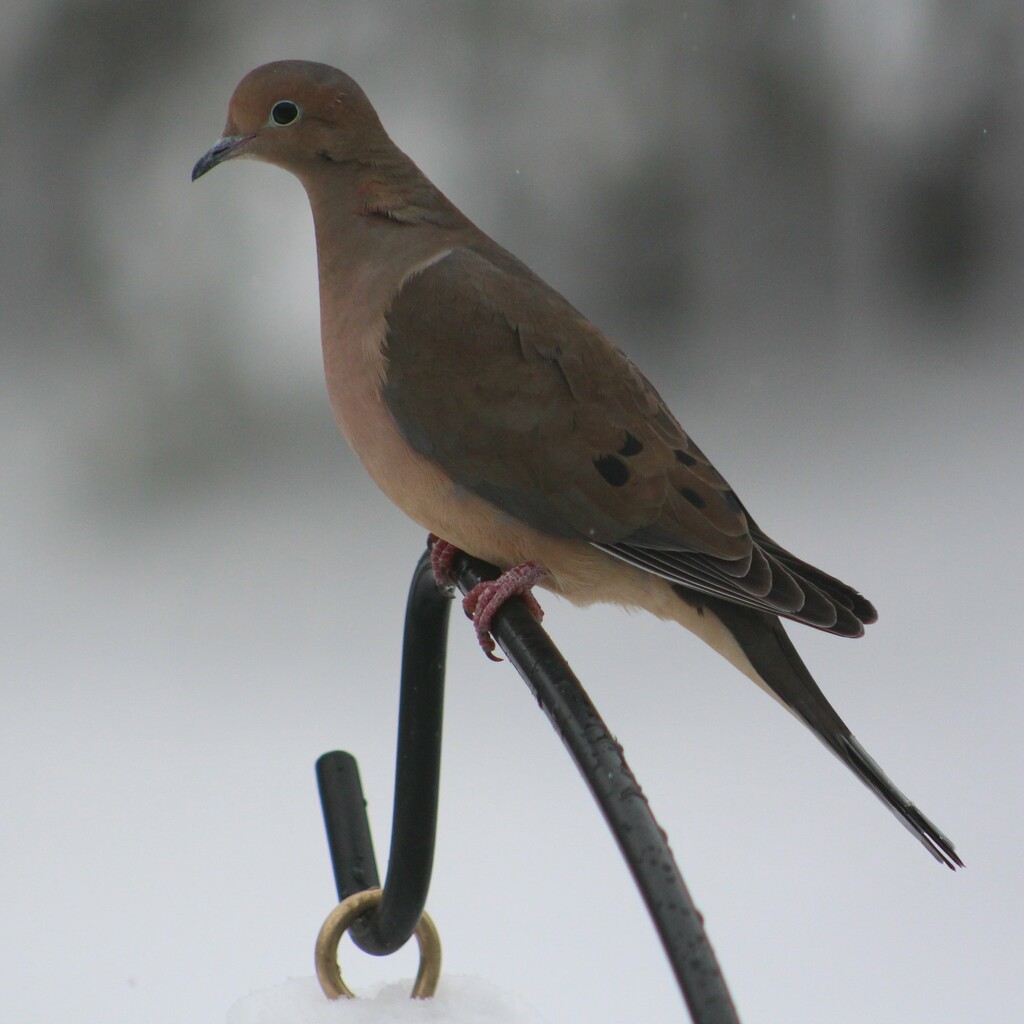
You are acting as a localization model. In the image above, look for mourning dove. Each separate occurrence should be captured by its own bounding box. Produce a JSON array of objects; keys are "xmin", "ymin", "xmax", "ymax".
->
[{"xmin": 193, "ymin": 60, "xmax": 960, "ymax": 868}]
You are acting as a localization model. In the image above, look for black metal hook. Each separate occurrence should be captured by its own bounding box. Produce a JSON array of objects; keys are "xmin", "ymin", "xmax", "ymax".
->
[
  {"xmin": 316, "ymin": 549, "xmax": 449, "ymax": 956},
  {"xmin": 316, "ymin": 542, "xmax": 741, "ymax": 1023}
]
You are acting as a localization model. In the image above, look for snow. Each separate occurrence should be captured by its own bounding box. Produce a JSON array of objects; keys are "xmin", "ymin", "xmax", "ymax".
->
[{"xmin": 227, "ymin": 976, "xmax": 550, "ymax": 1024}]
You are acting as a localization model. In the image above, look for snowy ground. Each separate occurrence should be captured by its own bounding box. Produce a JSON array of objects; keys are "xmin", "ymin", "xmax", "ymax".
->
[
  {"xmin": 2, "ymin": 333, "xmax": 1020, "ymax": 1023},
  {"xmin": 228, "ymin": 976, "xmax": 551, "ymax": 1024}
]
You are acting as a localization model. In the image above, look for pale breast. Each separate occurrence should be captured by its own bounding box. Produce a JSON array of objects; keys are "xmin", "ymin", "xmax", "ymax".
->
[
  {"xmin": 316, "ymin": 241, "xmax": 663, "ymax": 606},
  {"xmin": 318, "ymin": 265, "xmax": 585, "ymax": 583},
  {"xmin": 315, "ymin": 247, "xmax": 498, "ymax": 544}
]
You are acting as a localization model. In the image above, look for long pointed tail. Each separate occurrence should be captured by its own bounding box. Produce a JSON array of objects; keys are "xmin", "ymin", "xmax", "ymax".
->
[{"xmin": 679, "ymin": 588, "xmax": 962, "ymax": 869}]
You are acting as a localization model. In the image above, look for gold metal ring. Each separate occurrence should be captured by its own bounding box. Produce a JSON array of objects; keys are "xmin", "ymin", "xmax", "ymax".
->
[{"xmin": 314, "ymin": 888, "xmax": 442, "ymax": 999}]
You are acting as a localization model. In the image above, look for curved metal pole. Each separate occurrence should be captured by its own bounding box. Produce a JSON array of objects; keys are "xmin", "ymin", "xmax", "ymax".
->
[
  {"xmin": 449, "ymin": 552, "xmax": 741, "ymax": 1024},
  {"xmin": 317, "ymin": 544, "xmax": 740, "ymax": 1020}
]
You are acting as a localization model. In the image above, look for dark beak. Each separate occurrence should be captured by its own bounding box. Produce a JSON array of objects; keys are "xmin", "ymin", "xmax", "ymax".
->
[{"xmin": 191, "ymin": 134, "xmax": 252, "ymax": 181}]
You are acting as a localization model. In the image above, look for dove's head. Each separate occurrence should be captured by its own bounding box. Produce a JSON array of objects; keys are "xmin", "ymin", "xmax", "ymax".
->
[{"xmin": 192, "ymin": 61, "xmax": 386, "ymax": 182}]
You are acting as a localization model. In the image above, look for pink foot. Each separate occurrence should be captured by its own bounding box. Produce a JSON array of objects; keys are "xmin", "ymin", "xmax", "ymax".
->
[
  {"xmin": 462, "ymin": 562, "xmax": 548, "ymax": 661},
  {"xmin": 427, "ymin": 534, "xmax": 459, "ymax": 589}
]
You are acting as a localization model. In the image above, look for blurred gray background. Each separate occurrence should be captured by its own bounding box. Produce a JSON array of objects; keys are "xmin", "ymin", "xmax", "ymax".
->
[{"xmin": 2, "ymin": 2, "xmax": 1021, "ymax": 1022}]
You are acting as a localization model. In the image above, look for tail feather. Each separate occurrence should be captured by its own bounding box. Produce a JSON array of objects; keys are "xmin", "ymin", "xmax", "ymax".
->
[
  {"xmin": 676, "ymin": 587, "xmax": 962, "ymax": 869},
  {"xmin": 838, "ymin": 733, "xmax": 962, "ymax": 869}
]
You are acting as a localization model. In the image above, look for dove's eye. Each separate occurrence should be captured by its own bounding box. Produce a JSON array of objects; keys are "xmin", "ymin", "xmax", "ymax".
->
[{"xmin": 270, "ymin": 100, "xmax": 300, "ymax": 126}]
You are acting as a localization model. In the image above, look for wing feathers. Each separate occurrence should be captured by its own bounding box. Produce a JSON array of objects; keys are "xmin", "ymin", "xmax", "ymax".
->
[
  {"xmin": 383, "ymin": 243, "xmax": 875, "ymax": 637},
  {"xmin": 599, "ymin": 537, "xmax": 869, "ymax": 636}
]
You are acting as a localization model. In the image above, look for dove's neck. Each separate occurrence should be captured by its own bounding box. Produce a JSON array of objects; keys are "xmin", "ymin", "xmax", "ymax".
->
[
  {"xmin": 302, "ymin": 161, "xmax": 469, "ymax": 499},
  {"xmin": 304, "ymin": 164, "xmax": 469, "ymax": 385},
  {"xmin": 303, "ymin": 137, "xmax": 465, "ymax": 225}
]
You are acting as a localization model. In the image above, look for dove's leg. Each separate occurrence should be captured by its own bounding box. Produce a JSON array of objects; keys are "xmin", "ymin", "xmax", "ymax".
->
[
  {"xmin": 462, "ymin": 561, "xmax": 548, "ymax": 660},
  {"xmin": 427, "ymin": 535, "xmax": 548, "ymax": 658},
  {"xmin": 428, "ymin": 534, "xmax": 459, "ymax": 589}
]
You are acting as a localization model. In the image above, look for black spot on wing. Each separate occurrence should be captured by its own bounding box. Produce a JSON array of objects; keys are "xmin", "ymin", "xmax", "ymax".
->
[
  {"xmin": 679, "ymin": 486, "xmax": 706, "ymax": 509},
  {"xmin": 617, "ymin": 432, "xmax": 644, "ymax": 457},
  {"xmin": 674, "ymin": 448, "xmax": 697, "ymax": 467},
  {"xmin": 723, "ymin": 490, "xmax": 743, "ymax": 514},
  {"xmin": 593, "ymin": 454, "xmax": 630, "ymax": 487}
]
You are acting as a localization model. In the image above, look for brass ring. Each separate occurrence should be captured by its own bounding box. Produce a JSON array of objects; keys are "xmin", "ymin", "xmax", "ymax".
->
[{"xmin": 314, "ymin": 888, "xmax": 442, "ymax": 999}]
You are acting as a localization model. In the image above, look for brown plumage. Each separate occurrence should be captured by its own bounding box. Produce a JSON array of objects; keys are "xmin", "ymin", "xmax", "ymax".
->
[{"xmin": 193, "ymin": 60, "xmax": 960, "ymax": 868}]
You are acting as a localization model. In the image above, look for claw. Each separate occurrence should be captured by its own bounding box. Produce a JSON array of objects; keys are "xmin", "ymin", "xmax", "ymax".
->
[{"xmin": 461, "ymin": 561, "xmax": 548, "ymax": 659}]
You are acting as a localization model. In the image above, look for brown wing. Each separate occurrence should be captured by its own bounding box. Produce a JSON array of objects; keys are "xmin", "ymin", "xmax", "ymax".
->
[{"xmin": 382, "ymin": 244, "xmax": 875, "ymax": 635}]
